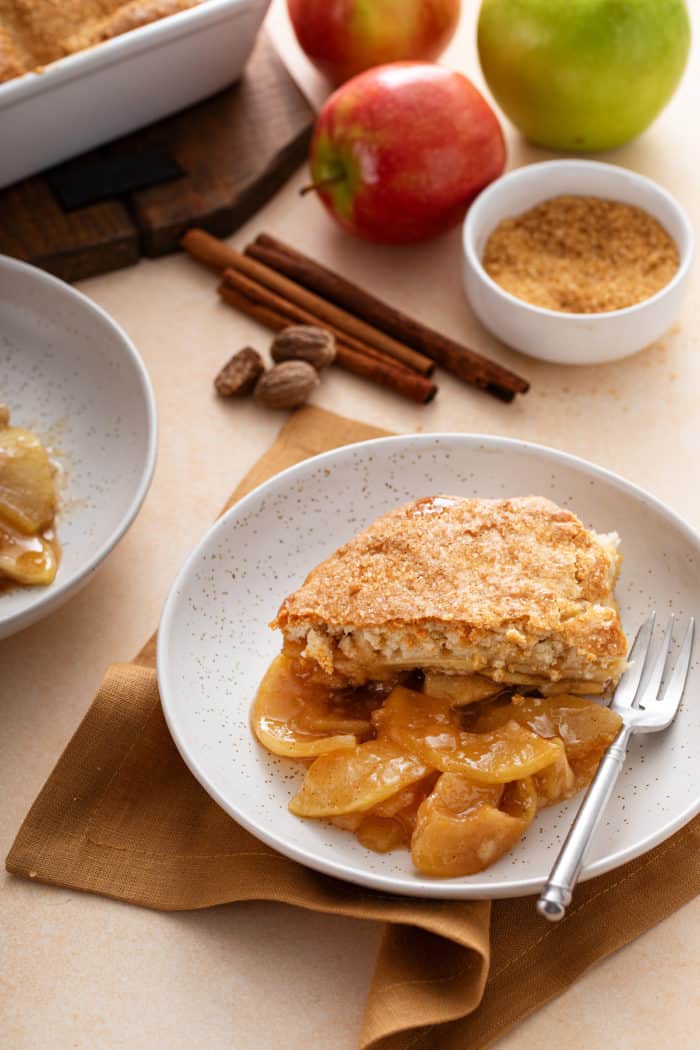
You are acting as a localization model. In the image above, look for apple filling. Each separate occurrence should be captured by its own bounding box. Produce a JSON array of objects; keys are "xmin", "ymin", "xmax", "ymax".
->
[
  {"xmin": 0, "ymin": 406, "xmax": 60, "ymax": 588},
  {"xmin": 251, "ymin": 654, "xmax": 622, "ymax": 877}
]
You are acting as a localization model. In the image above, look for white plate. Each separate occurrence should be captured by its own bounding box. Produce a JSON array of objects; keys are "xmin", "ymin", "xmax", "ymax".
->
[
  {"xmin": 158, "ymin": 435, "xmax": 700, "ymax": 899},
  {"xmin": 0, "ymin": 256, "xmax": 157, "ymax": 639}
]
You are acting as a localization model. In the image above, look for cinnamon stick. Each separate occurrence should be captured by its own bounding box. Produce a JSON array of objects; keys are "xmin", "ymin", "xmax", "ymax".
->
[
  {"xmin": 181, "ymin": 228, "xmax": 240, "ymax": 273},
  {"xmin": 221, "ymin": 268, "xmax": 419, "ymax": 374},
  {"xmin": 218, "ymin": 283, "xmax": 437, "ymax": 405},
  {"xmin": 182, "ymin": 229, "xmax": 433, "ymax": 376},
  {"xmin": 248, "ymin": 234, "xmax": 530, "ymax": 402}
]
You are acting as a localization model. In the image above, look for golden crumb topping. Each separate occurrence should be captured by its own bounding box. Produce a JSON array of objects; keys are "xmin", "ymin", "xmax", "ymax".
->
[
  {"xmin": 0, "ymin": 0, "xmax": 200, "ymax": 83},
  {"xmin": 275, "ymin": 496, "xmax": 625, "ymax": 661}
]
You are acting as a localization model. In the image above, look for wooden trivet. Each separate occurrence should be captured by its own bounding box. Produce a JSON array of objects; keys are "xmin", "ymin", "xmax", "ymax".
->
[{"xmin": 0, "ymin": 33, "xmax": 313, "ymax": 282}]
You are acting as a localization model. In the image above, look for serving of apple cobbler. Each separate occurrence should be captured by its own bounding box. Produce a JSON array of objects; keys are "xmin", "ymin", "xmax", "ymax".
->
[
  {"xmin": 0, "ymin": 0, "xmax": 201, "ymax": 84},
  {"xmin": 251, "ymin": 496, "xmax": 627, "ymax": 877}
]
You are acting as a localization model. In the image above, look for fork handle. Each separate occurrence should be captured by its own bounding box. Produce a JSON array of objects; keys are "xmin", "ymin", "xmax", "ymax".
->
[{"xmin": 537, "ymin": 724, "xmax": 633, "ymax": 921}]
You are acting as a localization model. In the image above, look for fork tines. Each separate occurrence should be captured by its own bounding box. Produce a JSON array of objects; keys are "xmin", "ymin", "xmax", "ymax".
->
[{"xmin": 616, "ymin": 611, "xmax": 695, "ymax": 723}]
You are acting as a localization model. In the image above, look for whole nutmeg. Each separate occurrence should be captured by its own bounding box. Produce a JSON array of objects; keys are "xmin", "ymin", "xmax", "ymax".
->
[
  {"xmin": 270, "ymin": 325, "xmax": 336, "ymax": 369},
  {"xmin": 254, "ymin": 360, "xmax": 320, "ymax": 409},
  {"xmin": 214, "ymin": 347, "xmax": 265, "ymax": 396}
]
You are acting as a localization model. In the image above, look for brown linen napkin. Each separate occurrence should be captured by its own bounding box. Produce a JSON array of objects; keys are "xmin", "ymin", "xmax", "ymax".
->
[{"xmin": 7, "ymin": 405, "xmax": 700, "ymax": 1050}]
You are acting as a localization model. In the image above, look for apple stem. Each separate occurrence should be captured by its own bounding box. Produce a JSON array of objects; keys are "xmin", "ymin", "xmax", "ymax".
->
[{"xmin": 299, "ymin": 174, "xmax": 344, "ymax": 197}]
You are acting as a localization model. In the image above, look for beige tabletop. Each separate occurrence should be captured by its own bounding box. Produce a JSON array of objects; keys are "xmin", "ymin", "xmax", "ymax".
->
[{"xmin": 3, "ymin": 3, "xmax": 700, "ymax": 1047}]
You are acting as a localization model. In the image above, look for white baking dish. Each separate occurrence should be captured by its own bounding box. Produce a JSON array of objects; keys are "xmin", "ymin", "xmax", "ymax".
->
[{"xmin": 0, "ymin": 0, "xmax": 271, "ymax": 189}]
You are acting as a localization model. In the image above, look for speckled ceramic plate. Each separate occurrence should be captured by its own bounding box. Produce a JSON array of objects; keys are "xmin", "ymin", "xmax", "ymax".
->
[
  {"xmin": 158, "ymin": 435, "xmax": 700, "ymax": 899},
  {"xmin": 0, "ymin": 255, "xmax": 157, "ymax": 639}
]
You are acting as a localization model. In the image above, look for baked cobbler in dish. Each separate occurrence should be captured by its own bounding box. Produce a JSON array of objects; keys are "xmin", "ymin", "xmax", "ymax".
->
[
  {"xmin": 252, "ymin": 496, "xmax": 627, "ymax": 877},
  {"xmin": 0, "ymin": 0, "xmax": 201, "ymax": 84}
]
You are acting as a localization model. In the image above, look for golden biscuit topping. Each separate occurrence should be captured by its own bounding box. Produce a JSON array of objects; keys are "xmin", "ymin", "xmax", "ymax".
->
[{"xmin": 276, "ymin": 495, "xmax": 621, "ymax": 636}]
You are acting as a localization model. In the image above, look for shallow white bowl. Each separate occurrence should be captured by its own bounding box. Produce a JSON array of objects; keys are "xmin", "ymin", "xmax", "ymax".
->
[
  {"xmin": 0, "ymin": 256, "xmax": 157, "ymax": 639},
  {"xmin": 463, "ymin": 160, "xmax": 694, "ymax": 365},
  {"xmin": 158, "ymin": 434, "xmax": 700, "ymax": 899}
]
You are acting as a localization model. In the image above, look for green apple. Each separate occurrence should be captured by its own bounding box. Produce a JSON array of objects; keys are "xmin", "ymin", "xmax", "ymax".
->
[{"xmin": 477, "ymin": 0, "xmax": 691, "ymax": 151}]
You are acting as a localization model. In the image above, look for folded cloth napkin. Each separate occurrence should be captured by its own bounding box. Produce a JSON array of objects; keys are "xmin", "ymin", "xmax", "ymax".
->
[{"xmin": 7, "ymin": 406, "xmax": 700, "ymax": 1050}]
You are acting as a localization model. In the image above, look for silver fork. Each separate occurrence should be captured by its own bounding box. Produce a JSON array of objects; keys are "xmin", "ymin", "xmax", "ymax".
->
[{"xmin": 537, "ymin": 611, "xmax": 695, "ymax": 921}]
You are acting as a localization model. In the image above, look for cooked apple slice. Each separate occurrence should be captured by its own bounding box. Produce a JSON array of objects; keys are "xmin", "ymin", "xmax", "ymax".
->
[
  {"xmin": 351, "ymin": 774, "xmax": 439, "ymax": 853},
  {"xmin": 0, "ymin": 524, "xmax": 58, "ymax": 586},
  {"xmin": 252, "ymin": 654, "xmax": 377, "ymax": 758},
  {"xmin": 537, "ymin": 680, "xmax": 607, "ymax": 697},
  {"xmin": 354, "ymin": 816, "xmax": 406, "ymax": 854},
  {"xmin": 329, "ymin": 813, "xmax": 365, "ymax": 832},
  {"xmin": 411, "ymin": 774, "xmax": 537, "ymax": 877},
  {"xmin": 0, "ymin": 425, "xmax": 57, "ymax": 535},
  {"xmin": 376, "ymin": 686, "xmax": 563, "ymax": 784},
  {"xmin": 471, "ymin": 694, "xmax": 622, "ymax": 788},
  {"xmin": 423, "ymin": 672, "xmax": 502, "ymax": 706},
  {"xmin": 330, "ymin": 776, "xmax": 438, "ymax": 851},
  {"xmin": 532, "ymin": 751, "xmax": 576, "ymax": 808},
  {"xmin": 289, "ymin": 739, "xmax": 429, "ymax": 818}
]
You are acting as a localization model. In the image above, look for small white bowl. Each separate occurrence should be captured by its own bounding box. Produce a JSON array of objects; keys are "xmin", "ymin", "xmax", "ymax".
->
[
  {"xmin": 0, "ymin": 256, "xmax": 157, "ymax": 639},
  {"xmin": 462, "ymin": 160, "xmax": 694, "ymax": 365}
]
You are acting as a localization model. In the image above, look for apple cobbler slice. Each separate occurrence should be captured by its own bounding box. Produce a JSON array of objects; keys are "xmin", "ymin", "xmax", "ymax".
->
[{"xmin": 252, "ymin": 495, "xmax": 626, "ymax": 876}]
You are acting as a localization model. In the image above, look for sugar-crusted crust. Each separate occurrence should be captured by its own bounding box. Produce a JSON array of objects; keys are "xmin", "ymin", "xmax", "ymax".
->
[
  {"xmin": 0, "ymin": 0, "xmax": 199, "ymax": 83},
  {"xmin": 0, "ymin": 26, "xmax": 25, "ymax": 83},
  {"xmin": 275, "ymin": 496, "xmax": 628, "ymax": 686}
]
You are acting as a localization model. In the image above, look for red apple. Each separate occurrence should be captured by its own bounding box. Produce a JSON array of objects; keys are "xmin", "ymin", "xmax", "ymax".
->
[
  {"xmin": 307, "ymin": 63, "xmax": 506, "ymax": 244},
  {"xmin": 288, "ymin": 0, "xmax": 461, "ymax": 84}
]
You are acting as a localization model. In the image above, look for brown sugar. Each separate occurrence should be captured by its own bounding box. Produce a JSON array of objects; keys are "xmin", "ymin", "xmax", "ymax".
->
[{"xmin": 482, "ymin": 195, "xmax": 680, "ymax": 314}]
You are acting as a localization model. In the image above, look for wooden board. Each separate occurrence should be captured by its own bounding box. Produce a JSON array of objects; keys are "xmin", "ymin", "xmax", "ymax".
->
[{"xmin": 0, "ymin": 33, "xmax": 314, "ymax": 282}]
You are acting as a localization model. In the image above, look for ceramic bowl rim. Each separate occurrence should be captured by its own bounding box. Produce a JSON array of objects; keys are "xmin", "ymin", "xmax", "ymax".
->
[{"xmin": 0, "ymin": 254, "xmax": 158, "ymax": 635}]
